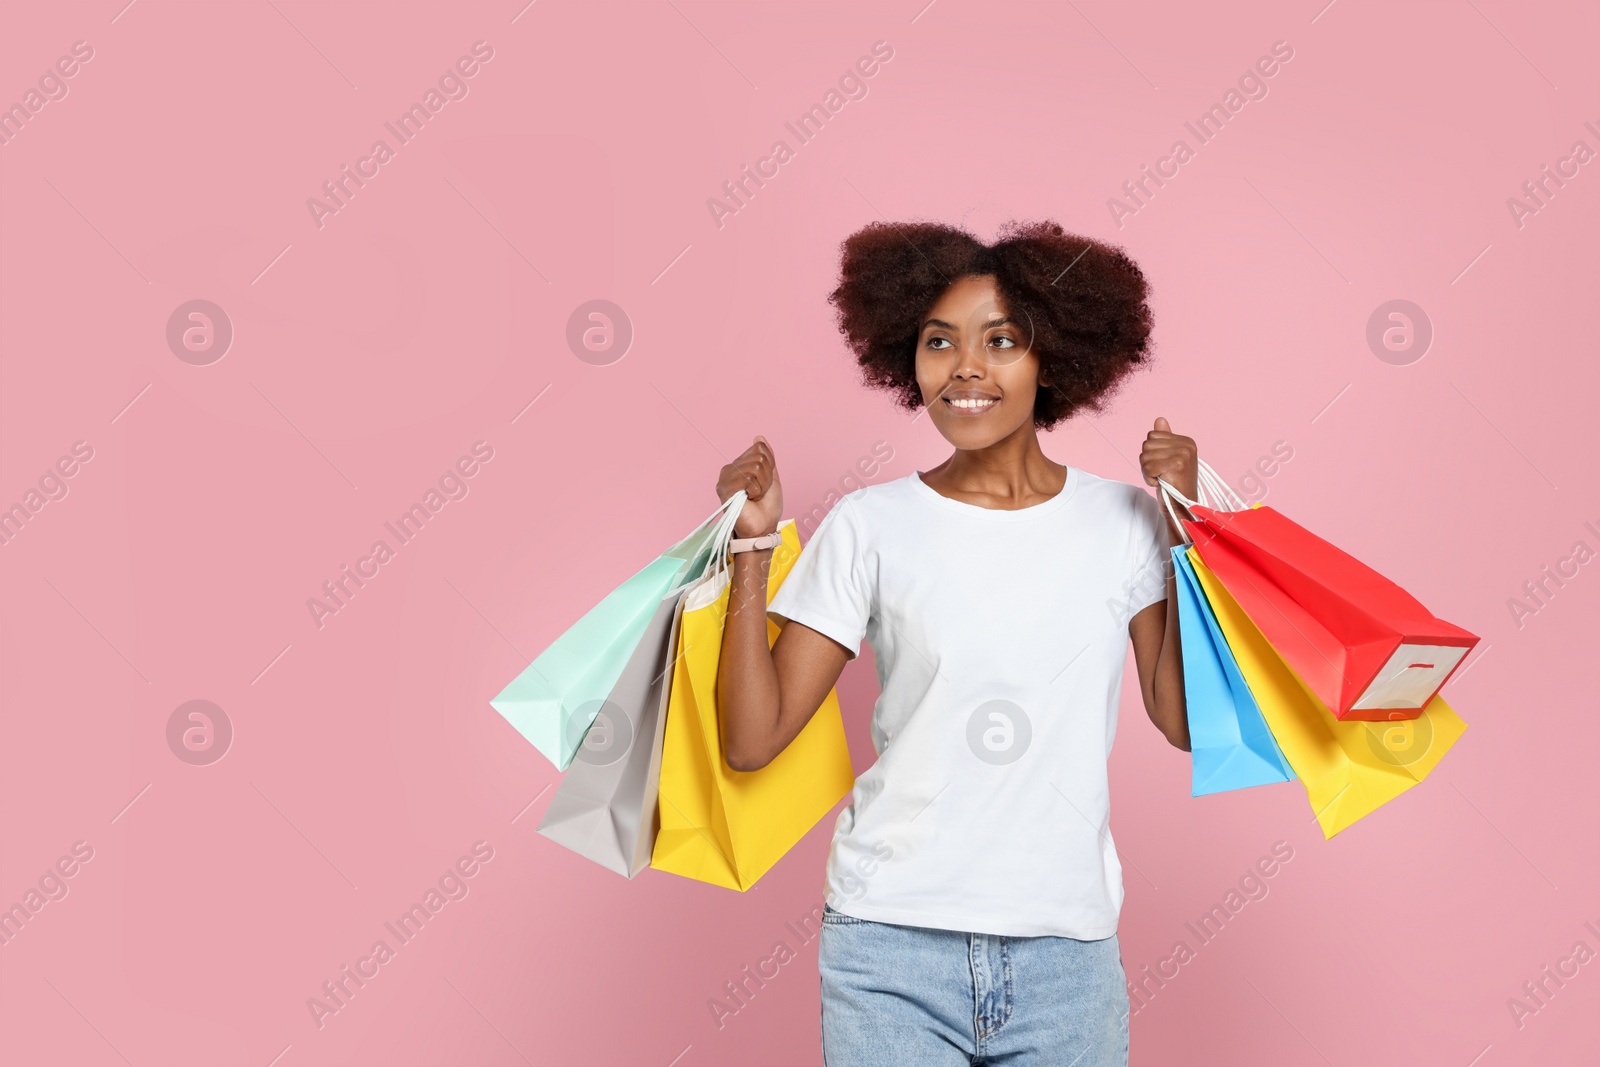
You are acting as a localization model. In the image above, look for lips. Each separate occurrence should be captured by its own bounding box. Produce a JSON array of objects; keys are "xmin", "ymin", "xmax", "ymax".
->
[{"xmin": 944, "ymin": 395, "xmax": 1000, "ymax": 414}]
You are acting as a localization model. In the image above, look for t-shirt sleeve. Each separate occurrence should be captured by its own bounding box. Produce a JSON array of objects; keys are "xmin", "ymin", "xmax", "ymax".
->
[
  {"xmin": 1124, "ymin": 486, "xmax": 1173, "ymax": 618},
  {"xmin": 768, "ymin": 495, "xmax": 872, "ymax": 660}
]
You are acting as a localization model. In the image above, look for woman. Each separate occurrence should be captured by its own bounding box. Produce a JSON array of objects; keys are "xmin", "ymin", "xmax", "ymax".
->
[{"xmin": 714, "ymin": 219, "xmax": 1197, "ymax": 1066}]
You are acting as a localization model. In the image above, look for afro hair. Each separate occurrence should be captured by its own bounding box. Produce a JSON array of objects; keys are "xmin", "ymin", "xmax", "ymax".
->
[{"xmin": 826, "ymin": 219, "xmax": 1154, "ymax": 430}]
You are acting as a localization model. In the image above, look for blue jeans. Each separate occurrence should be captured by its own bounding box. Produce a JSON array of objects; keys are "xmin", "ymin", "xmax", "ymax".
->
[{"xmin": 819, "ymin": 903, "xmax": 1129, "ymax": 1066}]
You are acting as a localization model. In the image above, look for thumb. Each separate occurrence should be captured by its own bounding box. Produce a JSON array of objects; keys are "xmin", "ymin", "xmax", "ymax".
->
[{"xmin": 1153, "ymin": 416, "xmax": 1170, "ymax": 433}]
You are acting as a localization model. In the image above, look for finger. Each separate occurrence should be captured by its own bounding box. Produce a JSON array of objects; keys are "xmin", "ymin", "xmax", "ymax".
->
[
  {"xmin": 718, "ymin": 467, "xmax": 752, "ymax": 501},
  {"xmin": 733, "ymin": 456, "xmax": 765, "ymax": 483},
  {"xmin": 753, "ymin": 436, "xmax": 779, "ymax": 482},
  {"xmin": 1154, "ymin": 416, "xmax": 1170, "ymax": 433}
]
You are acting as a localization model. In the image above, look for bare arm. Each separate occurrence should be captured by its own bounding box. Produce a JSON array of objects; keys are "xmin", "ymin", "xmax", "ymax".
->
[
  {"xmin": 1129, "ymin": 544, "xmax": 1190, "ymax": 751},
  {"xmin": 714, "ymin": 435, "xmax": 852, "ymax": 772},
  {"xmin": 1133, "ymin": 416, "xmax": 1197, "ymax": 752},
  {"xmin": 719, "ymin": 547, "xmax": 852, "ymax": 771}
]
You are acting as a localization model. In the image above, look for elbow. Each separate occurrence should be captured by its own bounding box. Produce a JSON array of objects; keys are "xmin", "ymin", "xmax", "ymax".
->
[
  {"xmin": 1149, "ymin": 697, "xmax": 1190, "ymax": 752},
  {"xmin": 721, "ymin": 695, "xmax": 785, "ymax": 772},
  {"xmin": 725, "ymin": 746, "xmax": 775, "ymax": 773},
  {"xmin": 1163, "ymin": 713, "xmax": 1191, "ymax": 752},
  {"xmin": 723, "ymin": 722, "xmax": 778, "ymax": 772},
  {"xmin": 1149, "ymin": 679, "xmax": 1191, "ymax": 751}
]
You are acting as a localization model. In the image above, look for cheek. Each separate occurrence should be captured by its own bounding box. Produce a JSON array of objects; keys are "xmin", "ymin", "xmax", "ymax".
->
[
  {"xmin": 997, "ymin": 354, "xmax": 1042, "ymax": 397},
  {"xmin": 913, "ymin": 351, "xmax": 944, "ymax": 397}
]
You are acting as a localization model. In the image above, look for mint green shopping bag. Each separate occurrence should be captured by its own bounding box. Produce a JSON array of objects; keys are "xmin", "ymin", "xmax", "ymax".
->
[{"xmin": 490, "ymin": 495, "xmax": 742, "ymax": 769}]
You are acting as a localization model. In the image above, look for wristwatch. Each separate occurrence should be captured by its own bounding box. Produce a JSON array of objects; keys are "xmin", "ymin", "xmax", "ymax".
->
[{"xmin": 728, "ymin": 530, "xmax": 783, "ymax": 554}]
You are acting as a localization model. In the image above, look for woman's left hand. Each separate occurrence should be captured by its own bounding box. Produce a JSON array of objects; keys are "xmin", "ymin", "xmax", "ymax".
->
[{"xmin": 1139, "ymin": 417, "xmax": 1199, "ymax": 505}]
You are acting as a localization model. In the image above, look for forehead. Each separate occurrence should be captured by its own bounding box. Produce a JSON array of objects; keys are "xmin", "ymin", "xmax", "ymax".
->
[{"xmin": 923, "ymin": 274, "xmax": 1007, "ymax": 325}]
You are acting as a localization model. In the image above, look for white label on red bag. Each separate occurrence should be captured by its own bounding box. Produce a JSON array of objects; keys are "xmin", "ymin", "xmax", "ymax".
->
[{"xmin": 1351, "ymin": 643, "xmax": 1471, "ymax": 710}]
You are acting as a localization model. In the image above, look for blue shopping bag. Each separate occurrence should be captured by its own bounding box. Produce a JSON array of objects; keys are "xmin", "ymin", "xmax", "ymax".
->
[
  {"xmin": 490, "ymin": 495, "xmax": 742, "ymax": 770},
  {"xmin": 1172, "ymin": 543, "xmax": 1296, "ymax": 796}
]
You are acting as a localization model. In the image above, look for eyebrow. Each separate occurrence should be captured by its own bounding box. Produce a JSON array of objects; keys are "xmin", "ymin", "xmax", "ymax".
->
[{"xmin": 922, "ymin": 316, "xmax": 1013, "ymax": 332}]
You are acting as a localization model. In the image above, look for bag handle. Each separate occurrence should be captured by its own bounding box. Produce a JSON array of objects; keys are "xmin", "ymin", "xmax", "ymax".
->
[
  {"xmin": 1158, "ymin": 458, "xmax": 1243, "ymax": 546},
  {"xmin": 677, "ymin": 488, "xmax": 747, "ymax": 544},
  {"xmin": 660, "ymin": 490, "xmax": 750, "ymax": 597},
  {"xmin": 703, "ymin": 489, "xmax": 749, "ymax": 588},
  {"xmin": 1197, "ymin": 462, "xmax": 1246, "ymax": 511},
  {"xmin": 1157, "ymin": 478, "xmax": 1199, "ymax": 543}
]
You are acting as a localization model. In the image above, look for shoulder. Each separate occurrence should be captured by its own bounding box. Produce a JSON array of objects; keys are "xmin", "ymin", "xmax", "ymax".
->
[
  {"xmin": 1072, "ymin": 467, "xmax": 1153, "ymax": 508},
  {"xmin": 794, "ymin": 475, "xmax": 915, "ymax": 542},
  {"xmin": 1069, "ymin": 467, "xmax": 1164, "ymax": 528},
  {"xmin": 817, "ymin": 474, "xmax": 919, "ymax": 519},
  {"xmin": 844, "ymin": 473, "xmax": 919, "ymax": 511}
]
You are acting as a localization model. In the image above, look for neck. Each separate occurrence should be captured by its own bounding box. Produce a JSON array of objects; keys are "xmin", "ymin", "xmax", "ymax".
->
[{"xmin": 923, "ymin": 422, "xmax": 1067, "ymax": 508}]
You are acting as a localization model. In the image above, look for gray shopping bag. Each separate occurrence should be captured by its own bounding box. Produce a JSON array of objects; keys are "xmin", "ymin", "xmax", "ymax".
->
[{"xmin": 537, "ymin": 585, "xmax": 689, "ymax": 877}]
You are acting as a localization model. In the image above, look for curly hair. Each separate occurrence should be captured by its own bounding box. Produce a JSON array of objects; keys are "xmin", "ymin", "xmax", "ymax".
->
[{"xmin": 826, "ymin": 219, "xmax": 1154, "ymax": 430}]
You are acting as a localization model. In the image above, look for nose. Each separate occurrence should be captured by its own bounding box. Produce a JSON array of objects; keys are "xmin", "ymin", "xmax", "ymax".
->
[{"xmin": 953, "ymin": 336, "xmax": 988, "ymax": 379}]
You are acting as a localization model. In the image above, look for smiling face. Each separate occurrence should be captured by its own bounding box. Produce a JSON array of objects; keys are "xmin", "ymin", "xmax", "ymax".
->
[{"xmin": 916, "ymin": 273, "xmax": 1042, "ymax": 449}]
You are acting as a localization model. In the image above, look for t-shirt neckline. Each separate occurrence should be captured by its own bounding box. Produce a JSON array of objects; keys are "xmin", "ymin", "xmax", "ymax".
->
[{"xmin": 908, "ymin": 466, "xmax": 1079, "ymax": 520}]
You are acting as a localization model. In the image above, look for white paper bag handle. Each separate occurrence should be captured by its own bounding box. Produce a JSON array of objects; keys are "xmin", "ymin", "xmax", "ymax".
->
[
  {"xmin": 1197, "ymin": 462, "xmax": 1247, "ymax": 510},
  {"xmin": 659, "ymin": 490, "xmax": 750, "ymax": 597},
  {"xmin": 1158, "ymin": 457, "xmax": 1243, "ymax": 546},
  {"xmin": 704, "ymin": 488, "xmax": 749, "ymax": 588},
  {"xmin": 1157, "ymin": 478, "xmax": 1198, "ymax": 543},
  {"xmin": 677, "ymin": 488, "xmax": 746, "ymax": 544}
]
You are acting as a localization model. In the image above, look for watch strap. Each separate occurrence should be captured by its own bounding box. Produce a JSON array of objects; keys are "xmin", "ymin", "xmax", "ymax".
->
[{"xmin": 728, "ymin": 530, "xmax": 783, "ymax": 554}]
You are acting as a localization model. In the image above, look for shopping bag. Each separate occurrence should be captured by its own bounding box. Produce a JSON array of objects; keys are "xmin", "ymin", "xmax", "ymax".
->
[
  {"xmin": 651, "ymin": 513, "xmax": 855, "ymax": 891},
  {"xmin": 1172, "ymin": 543, "xmax": 1295, "ymax": 796},
  {"xmin": 490, "ymin": 495, "xmax": 742, "ymax": 770},
  {"xmin": 537, "ymin": 584, "xmax": 690, "ymax": 878},
  {"xmin": 1187, "ymin": 541, "xmax": 1467, "ymax": 838},
  {"xmin": 1164, "ymin": 478, "xmax": 1477, "ymax": 721}
]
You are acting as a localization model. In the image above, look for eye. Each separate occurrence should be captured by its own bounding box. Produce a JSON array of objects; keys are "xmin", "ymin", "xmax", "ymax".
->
[
  {"xmin": 925, "ymin": 336, "xmax": 952, "ymax": 350},
  {"xmin": 988, "ymin": 335, "xmax": 1016, "ymax": 349}
]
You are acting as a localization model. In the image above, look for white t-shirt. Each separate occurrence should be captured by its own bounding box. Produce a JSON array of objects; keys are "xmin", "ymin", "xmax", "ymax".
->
[{"xmin": 767, "ymin": 466, "xmax": 1170, "ymax": 939}]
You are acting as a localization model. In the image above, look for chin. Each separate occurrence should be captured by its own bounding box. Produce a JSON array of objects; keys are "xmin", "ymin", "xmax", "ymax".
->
[{"xmin": 933, "ymin": 419, "xmax": 1014, "ymax": 450}]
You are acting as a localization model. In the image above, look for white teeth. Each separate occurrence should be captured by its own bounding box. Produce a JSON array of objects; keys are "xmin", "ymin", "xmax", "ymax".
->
[{"xmin": 949, "ymin": 397, "xmax": 997, "ymax": 409}]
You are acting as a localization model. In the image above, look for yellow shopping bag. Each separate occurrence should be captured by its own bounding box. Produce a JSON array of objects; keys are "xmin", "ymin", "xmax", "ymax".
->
[
  {"xmin": 651, "ymin": 519, "xmax": 855, "ymax": 889},
  {"xmin": 1187, "ymin": 545, "xmax": 1467, "ymax": 839}
]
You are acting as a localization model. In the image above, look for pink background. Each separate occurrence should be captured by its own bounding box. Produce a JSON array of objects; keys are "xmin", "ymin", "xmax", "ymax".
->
[{"xmin": 2, "ymin": 1, "xmax": 1596, "ymax": 1064}]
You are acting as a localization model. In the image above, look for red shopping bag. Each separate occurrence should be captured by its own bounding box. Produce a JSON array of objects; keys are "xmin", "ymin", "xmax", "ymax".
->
[{"xmin": 1184, "ymin": 503, "xmax": 1477, "ymax": 722}]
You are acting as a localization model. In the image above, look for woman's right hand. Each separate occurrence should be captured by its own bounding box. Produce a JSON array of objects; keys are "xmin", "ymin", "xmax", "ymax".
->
[{"xmin": 718, "ymin": 435, "xmax": 783, "ymax": 537}]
